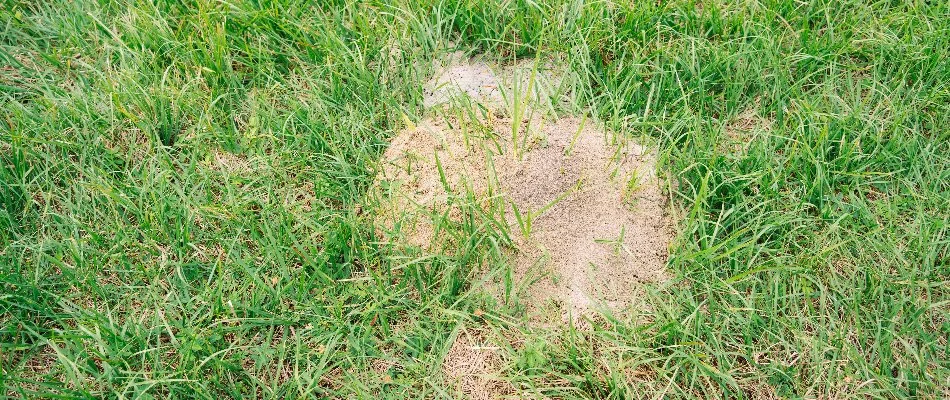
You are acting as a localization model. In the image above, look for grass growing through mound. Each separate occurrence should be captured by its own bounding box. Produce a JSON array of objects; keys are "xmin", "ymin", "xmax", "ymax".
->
[{"xmin": 2, "ymin": 0, "xmax": 949, "ymax": 398}]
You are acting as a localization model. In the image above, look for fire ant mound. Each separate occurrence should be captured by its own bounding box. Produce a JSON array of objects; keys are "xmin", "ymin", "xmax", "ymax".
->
[
  {"xmin": 374, "ymin": 53, "xmax": 674, "ymax": 398},
  {"xmin": 376, "ymin": 53, "xmax": 673, "ymax": 322}
]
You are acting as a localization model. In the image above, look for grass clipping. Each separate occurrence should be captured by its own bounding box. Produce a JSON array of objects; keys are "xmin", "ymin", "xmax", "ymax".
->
[{"xmin": 377, "ymin": 54, "xmax": 672, "ymax": 323}]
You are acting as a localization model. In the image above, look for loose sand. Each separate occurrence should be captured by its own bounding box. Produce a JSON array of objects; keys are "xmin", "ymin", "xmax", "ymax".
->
[{"xmin": 424, "ymin": 52, "xmax": 503, "ymax": 108}]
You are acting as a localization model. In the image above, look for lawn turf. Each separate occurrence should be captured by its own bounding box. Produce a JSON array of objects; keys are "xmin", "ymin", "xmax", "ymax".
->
[{"xmin": 1, "ymin": 0, "xmax": 948, "ymax": 398}]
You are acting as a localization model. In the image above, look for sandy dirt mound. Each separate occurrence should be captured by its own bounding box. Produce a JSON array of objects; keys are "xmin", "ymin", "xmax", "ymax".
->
[
  {"xmin": 374, "ymin": 117, "xmax": 492, "ymax": 249},
  {"xmin": 375, "ymin": 114, "xmax": 671, "ymax": 321},
  {"xmin": 376, "ymin": 53, "xmax": 672, "ymax": 323},
  {"xmin": 495, "ymin": 117, "xmax": 670, "ymax": 322},
  {"xmin": 423, "ymin": 52, "xmax": 566, "ymax": 110},
  {"xmin": 424, "ymin": 52, "xmax": 502, "ymax": 108}
]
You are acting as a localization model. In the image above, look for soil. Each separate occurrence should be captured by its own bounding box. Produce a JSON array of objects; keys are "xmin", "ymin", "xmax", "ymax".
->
[
  {"xmin": 493, "ymin": 116, "xmax": 670, "ymax": 323},
  {"xmin": 424, "ymin": 52, "xmax": 503, "ymax": 108}
]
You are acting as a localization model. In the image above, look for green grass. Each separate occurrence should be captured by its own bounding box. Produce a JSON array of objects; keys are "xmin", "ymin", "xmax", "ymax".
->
[{"xmin": 2, "ymin": 0, "xmax": 948, "ymax": 398}]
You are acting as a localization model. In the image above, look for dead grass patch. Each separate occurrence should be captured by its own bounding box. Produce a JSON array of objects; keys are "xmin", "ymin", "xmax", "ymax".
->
[{"xmin": 442, "ymin": 327, "xmax": 512, "ymax": 400}]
